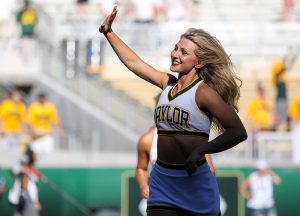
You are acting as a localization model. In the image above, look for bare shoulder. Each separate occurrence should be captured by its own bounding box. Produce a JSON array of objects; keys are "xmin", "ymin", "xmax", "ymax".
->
[
  {"xmin": 195, "ymin": 82, "xmax": 221, "ymax": 108},
  {"xmin": 196, "ymin": 82, "xmax": 217, "ymax": 96},
  {"xmin": 137, "ymin": 127, "xmax": 156, "ymax": 152}
]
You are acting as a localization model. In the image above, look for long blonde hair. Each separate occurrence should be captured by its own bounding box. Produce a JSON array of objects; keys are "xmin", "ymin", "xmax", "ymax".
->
[{"xmin": 181, "ymin": 28, "xmax": 242, "ymax": 132}]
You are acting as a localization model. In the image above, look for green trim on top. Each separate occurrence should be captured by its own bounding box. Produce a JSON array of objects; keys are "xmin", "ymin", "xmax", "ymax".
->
[{"xmin": 168, "ymin": 78, "xmax": 202, "ymax": 101}]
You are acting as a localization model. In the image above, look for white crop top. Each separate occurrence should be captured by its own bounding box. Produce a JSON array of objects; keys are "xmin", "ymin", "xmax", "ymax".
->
[{"xmin": 154, "ymin": 78, "xmax": 212, "ymax": 138}]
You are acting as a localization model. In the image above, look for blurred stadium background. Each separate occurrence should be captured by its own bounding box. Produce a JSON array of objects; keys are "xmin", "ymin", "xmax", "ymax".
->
[{"xmin": 0, "ymin": 0, "xmax": 300, "ymax": 215}]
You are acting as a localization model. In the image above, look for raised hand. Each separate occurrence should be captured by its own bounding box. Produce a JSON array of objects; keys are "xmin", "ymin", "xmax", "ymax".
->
[{"xmin": 99, "ymin": 6, "xmax": 117, "ymax": 35}]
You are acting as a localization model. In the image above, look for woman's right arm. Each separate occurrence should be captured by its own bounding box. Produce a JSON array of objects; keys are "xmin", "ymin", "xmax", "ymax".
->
[
  {"xmin": 135, "ymin": 130, "xmax": 152, "ymax": 199},
  {"xmin": 99, "ymin": 7, "xmax": 171, "ymax": 89},
  {"xmin": 239, "ymin": 178, "xmax": 252, "ymax": 200}
]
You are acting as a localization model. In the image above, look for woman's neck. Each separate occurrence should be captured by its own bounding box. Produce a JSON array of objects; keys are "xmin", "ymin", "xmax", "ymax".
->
[{"xmin": 176, "ymin": 71, "xmax": 199, "ymax": 91}]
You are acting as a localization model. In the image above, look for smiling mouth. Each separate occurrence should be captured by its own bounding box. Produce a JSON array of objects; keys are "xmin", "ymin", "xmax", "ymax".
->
[{"xmin": 171, "ymin": 59, "xmax": 181, "ymax": 65}]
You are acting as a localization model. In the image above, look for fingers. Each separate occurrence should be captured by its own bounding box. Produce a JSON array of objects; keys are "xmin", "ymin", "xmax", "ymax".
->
[
  {"xmin": 108, "ymin": 8, "xmax": 117, "ymax": 24},
  {"xmin": 99, "ymin": 7, "xmax": 117, "ymax": 34},
  {"xmin": 113, "ymin": 6, "xmax": 118, "ymax": 13},
  {"xmin": 185, "ymin": 161, "xmax": 197, "ymax": 176},
  {"xmin": 108, "ymin": 6, "xmax": 117, "ymax": 21},
  {"xmin": 185, "ymin": 148, "xmax": 203, "ymax": 176}
]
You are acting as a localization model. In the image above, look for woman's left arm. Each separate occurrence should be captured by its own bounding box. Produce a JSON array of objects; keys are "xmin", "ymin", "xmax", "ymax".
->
[
  {"xmin": 197, "ymin": 84, "xmax": 247, "ymax": 153},
  {"xmin": 185, "ymin": 84, "xmax": 247, "ymax": 175},
  {"xmin": 269, "ymin": 170, "xmax": 281, "ymax": 185}
]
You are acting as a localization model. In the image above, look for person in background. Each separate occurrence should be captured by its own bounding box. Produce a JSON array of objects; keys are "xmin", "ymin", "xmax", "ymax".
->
[
  {"xmin": 126, "ymin": 0, "xmax": 162, "ymax": 49},
  {"xmin": 282, "ymin": 0, "xmax": 295, "ymax": 22},
  {"xmin": 21, "ymin": 146, "xmax": 42, "ymax": 183},
  {"xmin": 27, "ymin": 93, "xmax": 62, "ymax": 153},
  {"xmin": 100, "ymin": 7, "xmax": 247, "ymax": 216},
  {"xmin": 135, "ymin": 93, "xmax": 161, "ymax": 206},
  {"xmin": 76, "ymin": 0, "xmax": 89, "ymax": 21},
  {"xmin": 10, "ymin": 172, "xmax": 41, "ymax": 216},
  {"xmin": 16, "ymin": 0, "xmax": 38, "ymax": 63},
  {"xmin": 240, "ymin": 160, "xmax": 281, "ymax": 216},
  {"xmin": 0, "ymin": 90, "xmax": 27, "ymax": 150},
  {"xmin": 9, "ymin": 146, "xmax": 42, "ymax": 216},
  {"xmin": 271, "ymin": 46, "xmax": 298, "ymax": 131},
  {"xmin": 16, "ymin": 0, "xmax": 37, "ymax": 38},
  {"xmin": 127, "ymin": 0, "xmax": 160, "ymax": 24},
  {"xmin": 189, "ymin": 0, "xmax": 202, "ymax": 22},
  {"xmin": 136, "ymin": 124, "xmax": 217, "ymax": 199},
  {"xmin": 11, "ymin": 146, "xmax": 42, "ymax": 193},
  {"xmin": 288, "ymin": 88, "xmax": 300, "ymax": 164},
  {"xmin": 246, "ymin": 83, "xmax": 272, "ymax": 158},
  {"xmin": 135, "ymin": 125, "xmax": 217, "ymax": 215},
  {"xmin": 161, "ymin": 0, "xmax": 190, "ymax": 22},
  {"xmin": 135, "ymin": 93, "xmax": 220, "ymax": 215}
]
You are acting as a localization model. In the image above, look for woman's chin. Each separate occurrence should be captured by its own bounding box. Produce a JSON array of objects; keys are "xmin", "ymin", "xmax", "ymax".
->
[{"xmin": 170, "ymin": 67, "xmax": 179, "ymax": 73}]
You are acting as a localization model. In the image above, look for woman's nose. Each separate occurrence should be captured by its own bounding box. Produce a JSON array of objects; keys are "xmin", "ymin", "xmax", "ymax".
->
[{"xmin": 172, "ymin": 50, "xmax": 179, "ymax": 58}]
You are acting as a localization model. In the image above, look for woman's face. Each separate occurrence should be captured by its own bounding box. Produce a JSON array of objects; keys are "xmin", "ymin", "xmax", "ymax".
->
[{"xmin": 170, "ymin": 38, "xmax": 200, "ymax": 74}]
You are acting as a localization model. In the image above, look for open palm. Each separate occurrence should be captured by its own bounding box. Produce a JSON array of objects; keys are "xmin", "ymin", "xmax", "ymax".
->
[{"xmin": 99, "ymin": 6, "xmax": 117, "ymax": 34}]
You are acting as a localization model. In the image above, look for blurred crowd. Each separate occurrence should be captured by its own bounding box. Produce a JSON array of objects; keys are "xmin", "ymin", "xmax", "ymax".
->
[
  {"xmin": 246, "ymin": 47, "xmax": 300, "ymax": 161},
  {"xmin": 0, "ymin": 90, "xmax": 62, "ymax": 154},
  {"xmin": 0, "ymin": 89, "xmax": 62, "ymax": 214},
  {"xmin": 0, "ymin": 87, "xmax": 69, "ymax": 215},
  {"xmin": 88, "ymin": 0, "xmax": 298, "ymax": 23},
  {"xmin": 0, "ymin": 0, "xmax": 298, "ymax": 39},
  {"xmin": 0, "ymin": 0, "xmax": 298, "ymax": 65}
]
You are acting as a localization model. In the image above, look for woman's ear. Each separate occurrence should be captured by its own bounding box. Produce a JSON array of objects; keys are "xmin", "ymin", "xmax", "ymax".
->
[{"xmin": 195, "ymin": 62, "xmax": 206, "ymax": 69}]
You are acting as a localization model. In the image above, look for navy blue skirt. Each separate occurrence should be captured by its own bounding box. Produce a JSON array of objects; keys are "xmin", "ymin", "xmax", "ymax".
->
[{"xmin": 147, "ymin": 160, "xmax": 220, "ymax": 215}]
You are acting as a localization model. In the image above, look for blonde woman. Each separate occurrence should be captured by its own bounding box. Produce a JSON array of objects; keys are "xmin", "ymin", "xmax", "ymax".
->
[{"xmin": 99, "ymin": 7, "xmax": 247, "ymax": 216}]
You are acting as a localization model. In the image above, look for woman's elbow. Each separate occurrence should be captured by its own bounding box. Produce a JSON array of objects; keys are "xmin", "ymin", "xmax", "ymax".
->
[
  {"xmin": 239, "ymin": 128, "xmax": 248, "ymax": 142},
  {"xmin": 232, "ymin": 126, "xmax": 248, "ymax": 143}
]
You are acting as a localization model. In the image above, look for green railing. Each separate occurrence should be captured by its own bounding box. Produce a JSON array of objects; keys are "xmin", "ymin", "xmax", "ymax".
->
[{"xmin": 0, "ymin": 166, "xmax": 300, "ymax": 216}]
